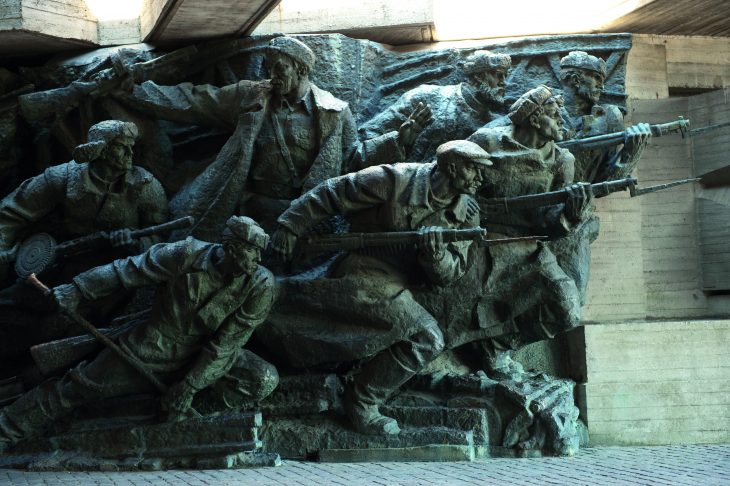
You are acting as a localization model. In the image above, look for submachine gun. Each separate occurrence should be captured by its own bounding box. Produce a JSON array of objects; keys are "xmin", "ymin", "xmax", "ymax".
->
[{"xmin": 13, "ymin": 216, "xmax": 194, "ymax": 277}]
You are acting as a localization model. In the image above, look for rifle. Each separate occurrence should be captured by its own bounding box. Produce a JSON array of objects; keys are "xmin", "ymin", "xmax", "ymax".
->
[
  {"xmin": 30, "ymin": 310, "xmax": 149, "ymax": 376},
  {"xmin": 13, "ymin": 216, "xmax": 194, "ymax": 278},
  {"xmin": 557, "ymin": 117, "xmax": 690, "ymax": 151},
  {"xmin": 26, "ymin": 274, "xmax": 167, "ymax": 393},
  {"xmin": 298, "ymin": 227, "xmax": 546, "ymax": 255},
  {"xmin": 478, "ymin": 177, "xmax": 699, "ymax": 212},
  {"xmin": 18, "ymin": 46, "xmax": 198, "ymax": 127}
]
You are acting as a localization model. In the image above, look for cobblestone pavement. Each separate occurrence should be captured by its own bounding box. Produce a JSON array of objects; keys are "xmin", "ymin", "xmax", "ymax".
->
[{"xmin": 2, "ymin": 444, "xmax": 729, "ymax": 485}]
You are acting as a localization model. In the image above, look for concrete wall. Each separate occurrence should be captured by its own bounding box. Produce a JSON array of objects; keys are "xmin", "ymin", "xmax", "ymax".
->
[
  {"xmin": 582, "ymin": 34, "xmax": 730, "ymax": 446},
  {"xmin": 20, "ymin": 0, "xmax": 97, "ymax": 43},
  {"xmin": 585, "ymin": 320, "xmax": 730, "ymax": 445}
]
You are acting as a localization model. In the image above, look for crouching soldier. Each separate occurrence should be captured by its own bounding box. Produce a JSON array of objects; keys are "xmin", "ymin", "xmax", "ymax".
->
[{"xmin": 0, "ymin": 216, "xmax": 278, "ymax": 451}]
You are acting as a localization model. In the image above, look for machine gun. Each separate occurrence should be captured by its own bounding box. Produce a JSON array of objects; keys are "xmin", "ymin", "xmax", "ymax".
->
[
  {"xmin": 557, "ymin": 117, "xmax": 690, "ymax": 151},
  {"xmin": 297, "ymin": 227, "xmax": 546, "ymax": 255},
  {"xmin": 477, "ymin": 177, "xmax": 699, "ymax": 213},
  {"xmin": 18, "ymin": 45, "xmax": 198, "ymax": 128},
  {"xmin": 13, "ymin": 216, "xmax": 194, "ymax": 277}
]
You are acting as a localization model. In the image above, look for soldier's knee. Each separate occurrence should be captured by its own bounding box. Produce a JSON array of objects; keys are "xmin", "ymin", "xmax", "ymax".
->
[
  {"xmin": 253, "ymin": 359, "xmax": 279, "ymax": 402},
  {"xmin": 414, "ymin": 318, "xmax": 445, "ymax": 359}
]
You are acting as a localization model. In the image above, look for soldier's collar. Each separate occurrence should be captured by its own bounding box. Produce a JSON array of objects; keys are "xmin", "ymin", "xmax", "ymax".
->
[
  {"xmin": 448, "ymin": 194, "xmax": 476, "ymax": 224},
  {"xmin": 310, "ymin": 84, "xmax": 348, "ymax": 111},
  {"xmin": 274, "ymin": 88, "xmax": 314, "ymax": 114},
  {"xmin": 83, "ymin": 164, "xmax": 135, "ymax": 194},
  {"xmin": 409, "ymin": 162, "xmax": 437, "ymax": 207},
  {"xmin": 459, "ymin": 83, "xmax": 488, "ymax": 116}
]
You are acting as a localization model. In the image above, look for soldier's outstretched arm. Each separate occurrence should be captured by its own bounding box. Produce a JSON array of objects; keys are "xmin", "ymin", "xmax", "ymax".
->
[
  {"xmin": 115, "ymin": 79, "xmax": 251, "ymax": 129},
  {"xmin": 273, "ymin": 166, "xmax": 397, "ymax": 259},
  {"xmin": 70, "ymin": 238, "xmax": 211, "ymax": 301}
]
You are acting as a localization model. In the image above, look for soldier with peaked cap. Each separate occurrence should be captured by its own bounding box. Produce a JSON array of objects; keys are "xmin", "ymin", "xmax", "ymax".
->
[
  {"xmin": 0, "ymin": 216, "xmax": 278, "ymax": 451},
  {"xmin": 559, "ymin": 50, "xmax": 651, "ymax": 182},
  {"xmin": 360, "ymin": 50, "xmax": 511, "ymax": 164},
  {"xmin": 268, "ymin": 140, "xmax": 491, "ymax": 435},
  {"xmin": 117, "ymin": 35, "xmax": 424, "ymax": 239}
]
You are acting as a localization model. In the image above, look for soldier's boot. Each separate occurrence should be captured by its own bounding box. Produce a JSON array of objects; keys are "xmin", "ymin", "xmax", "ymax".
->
[
  {"xmin": 345, "ymin": 341, "xmax": 429, "ymax": 436},
  {"xmin": 345, "ymin": 351, "xmax": 404, "ymax": 435},
  {"xmin": 0, "ymin": 375, "xmax": 82, "ymax": 451}
]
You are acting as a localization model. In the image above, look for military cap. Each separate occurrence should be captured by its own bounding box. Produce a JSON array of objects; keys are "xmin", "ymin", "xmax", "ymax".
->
[
  {"xmin": 436, "ymin": 140, "xmax": 493, "ymax": 166},
  {"xmin": 508, "ymin": 85, "xmax": 561, "ymax": 125},
  {"xmin": 223, "ymin": 216, "xmax": 270, "ymax": 250},
  {"xmin": 560, "ymin": 51, "xmax": 607, "ymax": 78},
  {"xmin": 73, "ymin": 120, "xmax": 138, "ymax": 163},
  {"xmin": 268, "ymin": 36, "xmax": 316, "ymax": 71},
  {"xmin": 463, "ymin": 50, "xmax": 511, "ymax": 75}
]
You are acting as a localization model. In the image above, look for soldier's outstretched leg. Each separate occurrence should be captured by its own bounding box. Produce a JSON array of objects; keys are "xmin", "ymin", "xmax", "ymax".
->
[
  {"xmin": 0, "ymin": 348, "xmax": 154, "ymax": 452},
  {"xmin": 345, "ymin": 317, "xmax": 444, "ymax": 435}
]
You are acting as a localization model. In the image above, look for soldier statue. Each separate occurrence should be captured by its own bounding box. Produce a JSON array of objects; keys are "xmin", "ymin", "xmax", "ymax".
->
[
  {"xmin": 270, "ymin": 140, "xmax": 491, "ymax": 435},
  {"xmin": 559, "ymin": 50, "xmax": 652, "ymax": 182},
  {"xmin": 468, "ymin": 85, "xmax": 593, "ymax": 359},
  {"xmin": 116, "ymin": 35, "xmax": 428, "ymax": 238},
  {"xmin": 0, "ymin": 120, "xmax": 168, "ymax": 358},
  {"xmin": 0, "ymin": 216, "xmax": 278, "ymax": 452},
  {"xmin": 360, "ymin": 50, "xmax": 511, "ymax": 164}
]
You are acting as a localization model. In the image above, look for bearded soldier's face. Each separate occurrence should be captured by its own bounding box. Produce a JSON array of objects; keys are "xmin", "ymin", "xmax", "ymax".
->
[
  {"xmin": 577, "ymin": 70, "xmax": 604, "ymax": 104},
  {"xmin": 268, "ymin": 53, "xmax": 302, "ymax": 97},
  {"xmin": 536, "ymin": 100, "xmax": 565, "ymax": 142},
  {"xmin": 472, "ymin": 68, "xmax": 508, "ymax": 108}
]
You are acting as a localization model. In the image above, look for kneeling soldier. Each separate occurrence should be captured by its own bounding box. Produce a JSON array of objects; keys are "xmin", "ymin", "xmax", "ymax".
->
[{"xmin": 0, "ymin": 216, "xmax": 278, "ymax": 451}]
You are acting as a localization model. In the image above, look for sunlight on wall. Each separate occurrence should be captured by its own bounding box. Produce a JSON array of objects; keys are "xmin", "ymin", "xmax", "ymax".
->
[
  {"xmin": 433, "ymin": 0, "xmax": 652, "ymax": 40},
  {"xmin": 84, "ymin": 0, "xmax": 144, "ymax": 21}
]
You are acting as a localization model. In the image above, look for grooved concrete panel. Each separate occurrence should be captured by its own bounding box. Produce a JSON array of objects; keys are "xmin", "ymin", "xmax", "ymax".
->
[
  {"xmin": 144, "ymin": 0, "xmax": 280, "ymax": 43},
  {"xmin": 634, "ymin": 97, "xmax": 707, "ymax": 319},
  {"xmin": 0, "ymin": 0, "xmax": 96, "ymax": 56},
  {"xmin": 584, "ymin": 320, "xmax": 730, "ymax": 446},
  {"xmin": 254, "ymin": 0, "xmax": 435, "ymax": 45}
]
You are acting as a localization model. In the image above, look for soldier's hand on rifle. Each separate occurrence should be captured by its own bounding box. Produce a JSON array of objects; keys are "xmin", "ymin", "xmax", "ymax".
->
[
  {"xmin": 398, "ymin": 102, "xmax": 433, "ymax": 149},
  {"xmin": 52, "ymin": 283, "xmax": 83, "ymax": 312},
  {"xmin": 563, "ymin": 182, "xmax": 594, "ymax": 222},
  {"xmin": 271, "ymin": 226, "xmax": 298, "ymax": 261},
  {"xmin": 0, "ymin": 243, "xmax": 19, "ymax": 264},
  {"xmin": 621, "ymin": 122, "xmax": 652, "ymax": 165},
  {"xmin": 107, "ymin": 228, "xmax": 137, "ymax": 250},
  {"xmin": 161, "ymin": 380, "xmax": 197, "ymax": 422},
  {"xmin": 418, "ymin": 226, "xmax": 446, "ymax": 260}
]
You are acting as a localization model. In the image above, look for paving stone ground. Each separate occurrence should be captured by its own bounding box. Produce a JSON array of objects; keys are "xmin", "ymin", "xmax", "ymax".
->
[{"xmin": 2, "ymin": 444, "xmax": 729, "ymax": 485}]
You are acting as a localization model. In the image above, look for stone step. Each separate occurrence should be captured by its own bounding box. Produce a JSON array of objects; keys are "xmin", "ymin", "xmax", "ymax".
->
[
  {"xmin": 260, "ymin": 373, "xmax": 343, "ymax": 415},
  {"xmin": 319, "ymin": 443, "xmax": 475, "ymax": 462},
  {"xmin": 261, "ymin": 414, "xmax": 474, "ymax": 460},
  {"xmin": 381, "ymin": 405, "xmax": 492, "ymax": 445},
  {"xmin": 0, "ymin": 450, "xmax": 282, "ymax": 471},
  {"xmin": 14, "ymin": 411, "xmax": 263, "ymax": 459}
]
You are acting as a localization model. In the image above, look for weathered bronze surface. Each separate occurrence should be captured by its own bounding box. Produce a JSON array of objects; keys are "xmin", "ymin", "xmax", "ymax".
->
[{"xmin": 0, "ymin": 33, "xmax": 684, "ymax": 469}]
